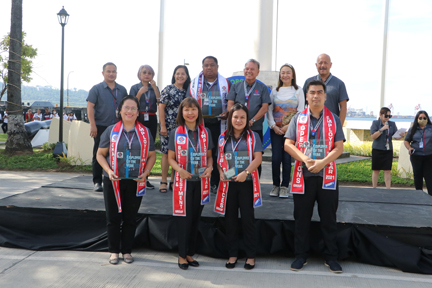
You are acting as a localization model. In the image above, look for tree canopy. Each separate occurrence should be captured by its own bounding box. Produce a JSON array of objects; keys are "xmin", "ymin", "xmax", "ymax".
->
[{"xmin": 0, "ymin": 31, "xmax": 37, "ymax": 99}]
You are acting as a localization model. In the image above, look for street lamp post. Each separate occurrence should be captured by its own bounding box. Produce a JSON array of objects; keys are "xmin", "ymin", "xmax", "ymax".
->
[
  {"xmin": 53, "ymin": 6, "xmax": 69, "ymax": 158},
  {"xmin": 67, "ymin": 71, "xmax": 74, "ymax": 107}
]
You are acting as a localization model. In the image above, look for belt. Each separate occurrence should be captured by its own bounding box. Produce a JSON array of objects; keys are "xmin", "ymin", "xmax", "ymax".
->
[{"xmin": 140, "ymin": 112, "xmax": 156, "ymax": 115}]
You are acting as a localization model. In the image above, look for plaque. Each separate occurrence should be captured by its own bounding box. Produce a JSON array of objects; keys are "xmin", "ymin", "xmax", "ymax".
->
[
  {"xmin": 189, "ymin": 148, "xmax": 206, "ymax": 179},
  {"xmin": 224, "ymin": 151, "xmax": 251, "ymax": 181},
  {"xmin": 301, "ymin": 139, "xmax": 330, "ymax": 160},
  {"xmin": 200, "ymin": 91, "xmax": 223, "ymax": 116},
  {"xmin": 117, "ymin": 149, "xmax": 141, "ymax": 179}
]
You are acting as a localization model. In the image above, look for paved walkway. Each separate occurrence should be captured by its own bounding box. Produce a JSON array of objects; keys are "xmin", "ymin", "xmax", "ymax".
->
[{"xmin": 0, "ymin": 170, "xmax": 431, "ymax": 287}]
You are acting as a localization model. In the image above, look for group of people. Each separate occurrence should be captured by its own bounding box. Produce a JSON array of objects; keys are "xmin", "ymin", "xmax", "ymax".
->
[
  {"xmin": 23, "ymin": 107, "xmax": 76, "ymax": 123},
  {"xmin": 88, "ymin": 54, "xmax": 348, "ymax": 273}
]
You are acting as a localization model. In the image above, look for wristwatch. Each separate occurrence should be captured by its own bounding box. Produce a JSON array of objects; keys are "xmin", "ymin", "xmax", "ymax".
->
[
  {"xmin": 244, "ymin": 169, "xmax": 251, "ymax": 175},
  {"xmin": 251, "ymin": 118, "xmax": 256, "ymax": 123}
]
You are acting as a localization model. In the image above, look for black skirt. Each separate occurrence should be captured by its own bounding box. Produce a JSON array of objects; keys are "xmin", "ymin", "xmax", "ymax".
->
[{"xmin": 372, "ymin": 149, "xmax": 393, "ymax": 170}]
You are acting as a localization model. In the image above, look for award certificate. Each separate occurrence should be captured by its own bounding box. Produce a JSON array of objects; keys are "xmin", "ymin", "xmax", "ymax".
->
[{"xmin": 117, "ymin": 149, "xmax": 141, "ymax": 179}]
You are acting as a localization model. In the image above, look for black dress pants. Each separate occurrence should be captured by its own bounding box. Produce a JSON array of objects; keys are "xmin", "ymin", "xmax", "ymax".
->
[
  {"xmin": 93, "ymin": 125, "xmax": 108, "ymax": 185},
  {"xmin": 293, "ymin": 176, "xmax": 339, "ymax": 260},
  {"xmin": 225, "ymin": 181, "xmax": 257, "ymax": 258},
  {"xmin": 410, "ymin": 154, "xmax": 432, "ymax": 195},
  {"xmin": 103, "ymin": 177, "xmax": 143, "ymax": 254},
  {"xmin": 138, "ymin": 114, "xmax": 157, "ymax": 140},
  {"xmin": 204, "ymin": 119, "xmax": 221, "ymax": 187},
  {"xmin": 252, "ymin": 129, "xmax": 263, "ymax": 177},
  {"xmin": 177, "ymin": 181, "xmax": 204, "ymax": 258}
]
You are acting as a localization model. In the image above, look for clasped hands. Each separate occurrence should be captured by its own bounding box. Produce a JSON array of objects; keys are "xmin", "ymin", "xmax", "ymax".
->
[
  {"xmin": 303, "ymin": 158, "xmax": 327, "ymax": 174},
  {"xmin": 178, "ymin": 166, "xmax": 212, "ymax": 180},
  {"xmin": 108, "ymin": 169, "xmax": 150, "ymax": 183}
]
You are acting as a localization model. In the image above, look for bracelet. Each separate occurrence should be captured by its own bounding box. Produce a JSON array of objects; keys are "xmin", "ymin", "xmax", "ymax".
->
[{"xmin": 145, "ymin": 169, "xmax": 150, "ymax": 173}]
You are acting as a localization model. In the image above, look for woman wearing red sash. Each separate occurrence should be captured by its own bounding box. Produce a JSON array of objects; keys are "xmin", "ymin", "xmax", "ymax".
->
[
  {"xmin": 217, "ymin": 103, "xmax": 263, "ymax": 270},
  {"xmin": 97, "ymin": 95, "xmax": 156, "ymax": 265},
  {"xmin": 167, "ymin": 97, "xmax": 213, "ymax": 270}
]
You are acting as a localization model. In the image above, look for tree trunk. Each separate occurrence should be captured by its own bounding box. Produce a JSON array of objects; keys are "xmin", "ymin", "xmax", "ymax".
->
[{"xmin": 5, "ymin": 0, "xmax": 32, "ymax": 155}]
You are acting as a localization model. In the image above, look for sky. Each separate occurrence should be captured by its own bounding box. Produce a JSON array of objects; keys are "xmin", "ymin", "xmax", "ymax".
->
[{"xmin": 0, "ymin": 0, "xmax": 431, "ymax": 116}]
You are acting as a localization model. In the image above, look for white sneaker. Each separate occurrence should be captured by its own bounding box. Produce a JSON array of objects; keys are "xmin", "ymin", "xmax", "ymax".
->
[
  {"xmin": 270, "ymin": 185, "xmax": 280, "ymax": 197},
  {"xmin": 279, "ymin": 186, "xmax": 290, "ymax": 198}
]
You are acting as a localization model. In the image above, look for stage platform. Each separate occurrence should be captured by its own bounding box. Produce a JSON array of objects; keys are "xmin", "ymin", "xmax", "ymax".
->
[{"xmin": 0, "ymin": 175, "xmax": 431, "ymax": 274}]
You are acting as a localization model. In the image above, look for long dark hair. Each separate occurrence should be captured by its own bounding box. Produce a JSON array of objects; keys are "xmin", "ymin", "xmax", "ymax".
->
[
  {"xmin": 276, "ymin": 63, "xmax": 298, "ymax": 91},
  {"xmin": 407, "ymin": 110, "xmax": 432, "ymax": 142},
  {"xmin": 171, "ymin": 65, "xmax": 191, "ymax": 90},
  {"xmin": 117, "ymin": 95, "xmax": 140, "ymax": 121},
  {"xmin": 176, "ymin": 97, "xmax": 203, "ymax": 127},
  {"xmin": 225, "ymin": 103, "xmax": 250, "ymax": 141}
]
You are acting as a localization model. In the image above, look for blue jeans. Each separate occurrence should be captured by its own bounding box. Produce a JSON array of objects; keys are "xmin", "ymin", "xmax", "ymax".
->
[{"xmin": 270, "ymin": 129, "xmax": 292, "ymax": 187}]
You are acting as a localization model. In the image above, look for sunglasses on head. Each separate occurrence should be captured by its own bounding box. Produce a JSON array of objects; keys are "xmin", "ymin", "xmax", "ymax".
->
[
  {"xmin": 384, "ymin": 115, "xmax": 392, "ymax": 118},
  {"xmin": 419, "ymin": 117, "xmax": 428, "ymax": 120}
]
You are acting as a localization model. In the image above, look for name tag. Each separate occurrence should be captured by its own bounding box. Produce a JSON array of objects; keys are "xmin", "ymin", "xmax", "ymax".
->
[{"xmin": 144, "ymin": 113, "xmax": 149, "ymax": 121}]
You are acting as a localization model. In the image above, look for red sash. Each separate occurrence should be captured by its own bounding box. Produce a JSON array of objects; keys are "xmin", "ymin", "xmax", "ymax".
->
[
  {"xmin": 291, "ymin": 107, "xmax": 337, "ymax": 194},
  {"xmin": 110, "ymin": 121, "xmax": 149, "ymax": 213},
  {"xmin": 173, "ymin": 124, "xmax": 210, "ymax": 216},
  {"xmin": 214, "ymin": 130, "xmax": 262, "ymax": 215}
]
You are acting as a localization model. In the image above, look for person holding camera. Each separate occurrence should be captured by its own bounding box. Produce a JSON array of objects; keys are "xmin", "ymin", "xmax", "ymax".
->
[
  {"xmin": 404, "ymin": 110, "xmax": 432, "ymax": 195},
  {"xmin": 370, "ymin": 107, "xmax": 405, "ymax": 189}
]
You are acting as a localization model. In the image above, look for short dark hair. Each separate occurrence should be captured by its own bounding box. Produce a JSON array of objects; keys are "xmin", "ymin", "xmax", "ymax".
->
[
  {"xmin": 117, "ymin": 95, "xmax": 140, "ymax": 122},
  {"xmin": 171, "ymin": 65, "xmax": 191, "ymax": 90},
  {"xmin": 226, "ymin": 103, "xmax": 250, "ymax": 141},
  {"xmin": 306, "ymin": 80, "xmax": 326, "ymax": 93},
  {"xmin": 276, "ymin": 63, "xmax": 299, "ymax": 91},
  {"xmin": 245, "ymin": 59, "xmax": 260, "ymax": 70},
  {"xmin": 202, "ymin": 56, "xmax": 218, "ymax": 65},
  {"xmin": 103, "ymin": 62, "xmax": 117, "ymax": 71},
  {"xmin": 176, "ymin": 97, "xmax": 203, "ymax": 127},
  {"xmin": 379, "ymin": 107, "xmax": 391, "ymax": 116}
]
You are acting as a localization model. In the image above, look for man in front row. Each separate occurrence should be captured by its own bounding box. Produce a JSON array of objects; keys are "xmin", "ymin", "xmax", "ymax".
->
[{"xmin": 284, "ymin": 80, "xmax": 345, "ymax": 273}]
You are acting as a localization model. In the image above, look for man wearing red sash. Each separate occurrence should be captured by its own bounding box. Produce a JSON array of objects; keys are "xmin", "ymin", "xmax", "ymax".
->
[{"xmin": 285, "ymin": 80, "xmax": 345, "ymax": 273}]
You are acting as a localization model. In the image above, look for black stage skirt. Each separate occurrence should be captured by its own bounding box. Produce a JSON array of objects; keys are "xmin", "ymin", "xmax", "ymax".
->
[{"xmin": 372, "ymin": 148, "xmax": 393, "ymax": 170}]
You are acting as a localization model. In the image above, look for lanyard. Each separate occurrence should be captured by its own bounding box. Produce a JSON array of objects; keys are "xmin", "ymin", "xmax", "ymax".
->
[
  {"xmin": 144, "ymin": 91, "xmax": 150, "ymax": 112},
  {"xmin": 420, "ymin": 128, "xmax": 426, "ymax": 152},
  {"xmin": 230, "ymin": 134, "xmax": 244, "ymax": 152},
  {"xmin": 187, "ymin": 129, "xmax": 200, "ymax": 153},
  {"xmin": 122, "ymin": 131, "xmax": 135, "ymax": 150},
  {"xmin": 206, "ymin": 81, "xmax": 217, "ymax": 115},
  {"xmin": 110, "ymin": 88, "xmax": 118, "ymax": 123},
  {"xmin": 310, "ymin": 115, "xmax": 323, "ymax": 138},
  {"xmin": 243, "ymin": 81, "xmax": 257, "ymax": 108}
]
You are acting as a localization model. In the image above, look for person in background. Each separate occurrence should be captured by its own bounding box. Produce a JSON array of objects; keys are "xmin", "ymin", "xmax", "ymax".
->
[
  {"xmin": 158, "ymin": 65, "xmax": 190, "ymax": 193},
  {"xmin": 267, "ymin": 64, "xmax": 305, "ymax": 198},
  {"xmin": 42, "ymin": 107, "xmax": 52, "ymax": 121},
  {"xmin": 404, "ymin": 110, "xmax": 432, "ymax": 195},
  {"xmin": 216, "ymin": 103, "xmax": 262, "ymax": 270},
  {"xmin": 87, "ymin": 62, "xmax": 128, "ymax": 192},
  {"xmin": 1, "ymin": 109, "xmax": 8, "ymax": 133},
  {"xmin": 303, "ymin": 54, "xmax": 349, "ymax": 125},
  {"xmin": 129, "ymin": 65, "xmax": 160, "ymax": 190},
  {"xmin": 25, "ymin": 109, "xmax": 33, "ymax": 123},
  {"xmin": 168, "ymin": 97, "xmax": 213, "ymax": 270},
  {"xmin": 370, "ymin": 107, "xmax": 405, "ymax": 189},
  {"xmin": 97, "ymin": 95, "xmax": 156, "ymax": 265},
  {"xmin": 187, "ymin": 56, "xmax": 231, "ymax": 194},
  {"xmin": 227, "ymin": 59, "xmax": 271, "ymax": 176},
  {"xmin": 52, "ymin": 109, "xmax": 59, "ymax": 118},
  {"xmin": 67, "ymin": 112, "xmax": 77, "ymax": 122},
  {"xmin": 33, "ymin": 109, "xmax": 43, "ymax": 121}
]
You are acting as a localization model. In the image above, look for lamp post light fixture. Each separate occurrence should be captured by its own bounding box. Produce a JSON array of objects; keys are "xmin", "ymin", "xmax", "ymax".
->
[{"xmin": 53, "ymin": 6, "xmax": 69, "ymax": 158}]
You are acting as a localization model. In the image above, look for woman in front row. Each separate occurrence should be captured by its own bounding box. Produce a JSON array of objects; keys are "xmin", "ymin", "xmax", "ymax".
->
[
  {"xmin": 168, "ymin": 97, "xmax": 213, "ymax": 270},
  {"xmin": 404, "ymin": 110, "xmax": 432, "ymax": 195},
  {"xmin": 370, "ymin": 107, "xmax": 404, "ymax": 189},
  {"xmin": 97, "ymin": 95, "xmax": 156, "ymax": 264},
  {"xmin": 216, "ymin": 103, "xmax": 263, "ymax": 270}
]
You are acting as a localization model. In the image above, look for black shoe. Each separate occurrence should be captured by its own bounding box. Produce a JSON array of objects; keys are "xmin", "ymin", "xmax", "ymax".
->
[
  {"xmin": 187, "ymin": 260, "xmax": 199, "ymax": 267},
  {"xmin": 225, "ymin": 259, "xmax": 237, "ymax": 269},
  {"xmin": 244, "ymin": 259, "xmax": 255, "ymax": 270},
  {"xmin": 325, "ymin": 260, "xmax": 343, "ymax": 273},
  {"xmin": 210, "ymin": 185, "xmax": 218, "ymax": 194},
  {"xmin": 169, "ymin": 182, "xmax": 173, "ymax": 191},
  {"xmin": 291, "ymin": 257, "xmax": 307, "ymax": 271},
  {"xmin": 146, "ymin": 180, "xmax": 155, "ymax": 190},
  {"xmin": 94, "ymin": 183, "xmax": 103, "ymax": 192},
  {"xmin": 178, "ymin": 262, "xmax": 189, "ymax": 270}
]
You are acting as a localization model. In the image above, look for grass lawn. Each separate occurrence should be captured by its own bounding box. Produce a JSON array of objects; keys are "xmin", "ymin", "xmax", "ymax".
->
[{"xmin": 0, "ymin": 134, "xmax": 7, "ymax": 142}]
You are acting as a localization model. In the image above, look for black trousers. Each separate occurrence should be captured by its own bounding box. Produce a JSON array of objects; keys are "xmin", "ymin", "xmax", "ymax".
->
[
  {"xmin": 103, "ymin": 177, "xmax": 143, "ymax": 254},
  {"xmin": 1, "ymin": 122, "xmax": 7, "ymax": 133},
  {"xmin": 225, "ymin": 181, "xmax": 257, "ymax": 258},
  {"xmin": 252, "ymin": 129, "xmax": 263, "ymax": 177},
  {"xmin": 293, "ymin": 176, "xmax": 339, "ymax": 260},
  {"xmin": 204, "ymin": 119, "xmax": 221, "ymax": 187},
  {"xmin": 138, "ymin": 113, "xmax": 157, "ymax": 140},
  {"xmin": 92, "ymin": 125, "xmax": 108, "ymax": 185},
  {"xmin": 177, "ymin": 181, "xmax": 204, "ymax": 258},
  {"xmin": 410, "ymin": 154, "xmax": 432, "ymax": 196}
]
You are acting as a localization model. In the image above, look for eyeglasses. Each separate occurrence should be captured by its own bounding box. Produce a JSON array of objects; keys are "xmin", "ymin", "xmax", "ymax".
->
[
  {"xmin": 384, "ymin": 115, "xmax": 392, "ymax": 118},
  {"xmin": 122, "ymin": 106, "xmax": 138, "ymax": 112},
  {"xmin": 419, "ymin": 117, "xmax": 428, "ymax": 120}
]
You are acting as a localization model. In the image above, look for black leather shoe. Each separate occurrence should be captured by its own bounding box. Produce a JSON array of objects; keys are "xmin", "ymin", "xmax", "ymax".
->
[
  {"xmin": 146, "ymin": 180, "xmax": 155, "ymax": 190},
  {"xmin": 244, "ymin": 259, "xmax": 255, "ymax": 270},
  {"xmin": 178, "ymin": 262, "xmax": 189, "ymax": 270},
  {"xmin": 187, "ymin": 260, "xmax": 199, "ymax": 267},
  {"xmin": 325, "ymin": 260, "xmax": 343, "ymax": 273},
  {"xmin": 94, "ymin": 183, "xmax": 103, "ymax": 192},
  {"xmin": 291, "ymin": 257, "xmax": 307, "ymax": 271},
  {"xmin": 225, "ymin": 259, "xmax": 237, "ymax": 269}
]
